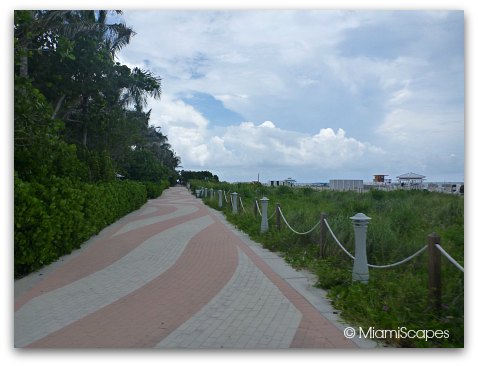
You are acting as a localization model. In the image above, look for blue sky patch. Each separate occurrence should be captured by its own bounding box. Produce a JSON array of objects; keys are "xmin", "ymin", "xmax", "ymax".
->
[{"xmin": 182, "ymin": 92, "xmax": 245, "ymax": 126}]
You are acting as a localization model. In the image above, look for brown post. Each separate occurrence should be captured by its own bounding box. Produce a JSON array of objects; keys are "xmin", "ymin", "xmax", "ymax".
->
[
  {"xmin": 428, "ymin": 233, "xmax": 442, "ymax": 312},
  {"xmin": 276, "ymin": 203, "xmax": 281, "ymax": 230},
  {"xmin": 253, "ymin": 199, "xmax": 258, "ymax": 218},
  {"xmin": 319, "ymin": 212, "xmax": 327, "ymax": 258}
]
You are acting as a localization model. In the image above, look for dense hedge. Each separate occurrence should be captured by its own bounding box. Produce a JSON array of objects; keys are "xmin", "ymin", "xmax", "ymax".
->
[
  {"xmin": 14, "ymin": 175, "xmax": 168, "ymax": 277},
  {"xmin": 144, "ymin": 180, "xmax": 170, "ymax": 199}
]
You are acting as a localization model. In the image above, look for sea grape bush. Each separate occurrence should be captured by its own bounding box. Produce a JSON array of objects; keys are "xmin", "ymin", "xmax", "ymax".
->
[{"xmin": 14, "ymin": 174, "xmax": 168, "ymax": 277}]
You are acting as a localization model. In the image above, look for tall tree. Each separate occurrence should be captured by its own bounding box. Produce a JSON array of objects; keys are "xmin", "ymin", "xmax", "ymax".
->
[{"xmin": 15, "ymin": 9, "xmax": 178, "ymax": 185}]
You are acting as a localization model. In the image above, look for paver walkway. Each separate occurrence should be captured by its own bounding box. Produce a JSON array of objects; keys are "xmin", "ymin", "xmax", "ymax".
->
[{"xmin": 14, "ymin": 187, "xmax": 374, "ymax": 349}]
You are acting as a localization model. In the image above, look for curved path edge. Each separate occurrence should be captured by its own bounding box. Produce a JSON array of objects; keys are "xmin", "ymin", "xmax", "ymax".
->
[
  {"xmin": 206, "ymin": 206, "xmax": 379, "ymax": 349},
  {"xmin": 14, "ymin": 187, "xmax": 380, "ymax": 349}
]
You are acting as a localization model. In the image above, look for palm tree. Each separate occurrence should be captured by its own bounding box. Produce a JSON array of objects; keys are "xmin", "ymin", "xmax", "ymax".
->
[
  {"xmin": 51, "ymin": 10, "xmax": 136, "ymax": 119},
  {"xmin": 142, "ymin": 126, "xmax": 181, "ymax": 170},
  {"xmin": 15, "ymin": 10, "xmax": 134, "ymax": 78},
  {"xmin": 120, "ymin": 67, "xmax": 162, "ymax": 112}
]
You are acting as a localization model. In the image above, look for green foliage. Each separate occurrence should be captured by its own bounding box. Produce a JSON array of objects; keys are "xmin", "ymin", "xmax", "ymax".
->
[
  {"xmin": 15, "ymin": 10, "xmax": 180, "ymax": 185},
  {"xmin": 124, "ymin": 149, "xmax": 170, "ymax": 183},
  {"xmin": 180, "ymin": 170, "xmax": 219, "ymax": 183},
  {"xmin": 14, "ymin": 11, "xmax": 180, "ymax": 278},
  {"xmin": 142, "ymin": 180, "xmax": 170, "ymax": 199},
  {"xmin": 77, "ymin": 148, "xmax": 116, "ymax": 182},
  {"xmin": 14, "ymin": 76, "xmax": 88, "ymax": 183},
  {"xmin": 14, "ymin": 174, "xmax": 148, "ymax": 277},
  {"xmin": 197, "ymin": 182, "xmax": 464, "ymax": 348},
  {"xmin": 276, "ymin": 185, "xmax": 293, "ymax": 195}
]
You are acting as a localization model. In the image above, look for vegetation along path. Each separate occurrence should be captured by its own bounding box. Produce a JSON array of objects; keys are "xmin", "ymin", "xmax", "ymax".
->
[{"xmin": 14, "ymin": 187, "xmax": 376, "ymax": 349}]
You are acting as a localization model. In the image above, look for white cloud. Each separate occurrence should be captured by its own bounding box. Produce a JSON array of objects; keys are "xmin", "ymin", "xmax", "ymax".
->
[
  {"xmin": 118, "ymin": 10, "xmax": 463, "ymax": 182},
  {"xmin": 377, "ymin": 108, "xmax": 463, "ymax": 145},
  {"xmin": 149, "ymin": 96, "xmax": 383, "ymax": 179},
  {"xmin": 155, "ymin": 96, "xmax": 209, "ymax": 129}
]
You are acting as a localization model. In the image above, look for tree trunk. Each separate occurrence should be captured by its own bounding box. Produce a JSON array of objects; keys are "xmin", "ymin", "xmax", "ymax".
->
[
  {"xmin": 81, "ymin": 95, "xmax": 89, "ymax": 146},
  {"xmin": 51, "ymin": 94, "xmax": 66, "ymax": 119},
  {"xmin": 82, "ymin": 123, "xmax": 88, "ymax": 147},
  {"xmin": 19, "ymin": 54, "xmax": 28, "ymax": 78}
]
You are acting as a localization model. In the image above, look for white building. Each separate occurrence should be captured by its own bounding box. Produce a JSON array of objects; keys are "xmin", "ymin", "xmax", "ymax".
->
[
  {"xmin": 397, "ymin": 172, "xmax": 426, "ymax": 190},
  {"xmin": 329, "ymin": 179, "xmax": 364, "ymax": 192}
]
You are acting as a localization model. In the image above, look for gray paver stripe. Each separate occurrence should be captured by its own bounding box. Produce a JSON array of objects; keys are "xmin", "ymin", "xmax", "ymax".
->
[
  {"xmin": 138, "ymin": 205, "xmax": 162, "ymax": 215},
  {"xmin": 156, "ymin": 249, "xmax": 302, "ymax": 349},
  {"xmin": 14, "ymin": 215, "xmax": 214, "ymax": 348},
  {"xmin": 113, "ymin": 203, "xmax": 199, "ymax": 236}
]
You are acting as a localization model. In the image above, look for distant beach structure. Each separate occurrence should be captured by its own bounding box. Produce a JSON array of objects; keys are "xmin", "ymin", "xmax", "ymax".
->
[{"xmin": 397, "ymin": 172, "xmax": 426, "ymax": 190}]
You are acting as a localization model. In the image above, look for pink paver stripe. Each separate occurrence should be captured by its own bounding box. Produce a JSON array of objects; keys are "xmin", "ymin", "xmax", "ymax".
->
[
  {"xmin": 26, "ymin": 221, "xmax": 239, "ymax": 348},
  {"xmin": 233, "ymin": 235, "xmax": 356, "ymax": 348},
  {"xmin": 15, "ymin": 198, "xmax": 209, "ymax": 311},
  {"xmin": 15, "ymin": 187, "xmax": 360, "ymax": 349}
]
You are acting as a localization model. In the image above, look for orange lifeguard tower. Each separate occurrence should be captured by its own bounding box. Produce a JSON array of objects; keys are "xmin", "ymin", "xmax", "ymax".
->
[{"xmin": 373, "ymin": 174, "xmax": 387, "ymax": 183}]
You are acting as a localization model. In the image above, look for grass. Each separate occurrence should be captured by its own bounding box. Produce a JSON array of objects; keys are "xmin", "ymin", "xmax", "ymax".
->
[{"xmin": 190, "ymin": 180, "xmax": 464, "ymax": 348}]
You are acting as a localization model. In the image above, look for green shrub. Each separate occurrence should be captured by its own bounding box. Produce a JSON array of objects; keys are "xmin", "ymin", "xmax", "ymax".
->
[
  {"xmin": 143, "ymin": 180, "xmax": 170, "ymax": 199},
  {"xmin": 277, "ymin": 185, "xmax": 293, "ymax": 195},
  {"xmin": 196, "ymin": 182, "xmax": 464, "ymax": 347},
  {"xmin": 14, "ymin": 175, "xmax": 149, "ymax": 277}
]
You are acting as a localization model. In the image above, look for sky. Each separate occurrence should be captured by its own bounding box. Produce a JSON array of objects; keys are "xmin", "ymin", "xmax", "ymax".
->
[
  {"xmin": 115, "ymin": 9, "xmax": 464, "ymax": 183},
  {"xmin": 2, "ymin": 2, "xmax": 476, "ymax": 364}
]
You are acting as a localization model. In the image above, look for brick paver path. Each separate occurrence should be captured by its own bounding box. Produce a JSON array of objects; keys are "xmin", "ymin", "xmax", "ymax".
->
[{"xmin": 14, "ymin": 187, "xmax": 363, "ymax": 349}]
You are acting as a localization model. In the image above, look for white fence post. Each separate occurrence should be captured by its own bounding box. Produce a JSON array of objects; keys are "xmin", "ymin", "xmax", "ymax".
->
[
  {"xmin": 260, "ymin": 197, "xmax": 269, "ymax": 233},
  {"xmin": 350, "ymin": 213, "xmax": 371, "ymax": 283},
  {"xmin": 218, "ymin": 189, "xmax": 223, "ymax": 208},
  {"xmin": 232, "ymin": 192, "xmax": 238, "ymax": 214}
]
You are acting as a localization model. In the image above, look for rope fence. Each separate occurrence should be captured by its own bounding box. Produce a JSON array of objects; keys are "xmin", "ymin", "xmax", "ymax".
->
[
  {"xmin": 367, "ymin": 246, "xmax": 427, "ymax": 269},
  {"xmin": 435, "ymin": 244, "xmax": 465, "ymax": 272},
  {"xmin": 239, "ymin": 196, "xmax": 246, "ymax": 212},
  {"xmin": 195, "ymin": 187, "xmax": 463, "ymax": 311},
  {"xmin": 278, "ymin": 206, "xmax": 321, "ymax": 235},
  {"xmin": 268, "ymin": 210, "xmax": 276, "ymax": 221},
  {"xmin": 255, "ymin": 200, "xmax": 262, "ymax": 217},
  {"xmin": 323, "ymin": 218, "xmax": 355, "ymax": 260}
]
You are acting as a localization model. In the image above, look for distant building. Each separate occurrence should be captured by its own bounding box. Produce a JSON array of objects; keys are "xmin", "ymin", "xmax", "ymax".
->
[
  {"xmin": 329, "ymin": 179, "xmax": 363, "ymax": 192},
  {"xmin": 397, "ymin": 172, "xmax": 426, "ymax": 189},
  {"xmin": 270, "ymin": 177, "xmax": 297, "ymax": 187},
  {"xmin": 373, "ymin": 174, "xmax": 391, "ymax": 184}
]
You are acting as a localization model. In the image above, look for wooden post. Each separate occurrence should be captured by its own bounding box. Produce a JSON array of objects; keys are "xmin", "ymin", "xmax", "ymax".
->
[
  {"xmin": 319, "ymin": 212, "xmax": 327, "ymax": 258},
  {"xmin": 276, "ymin": 203, "xmax": 281, "ymax": 230},
  {"xmin": 253, "ymin": 199, "xmax": 258, "ymax": 218},
  {"xmin": 428, "ymin": 233, "xmax": 442, "ymax": 312}
]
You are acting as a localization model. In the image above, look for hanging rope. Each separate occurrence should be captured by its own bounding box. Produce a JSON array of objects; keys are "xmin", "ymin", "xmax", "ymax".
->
[
  {"xmin": 239, "ymin": 196, "xmax": 246, "ymax": 212},
  {"xmin": 255, "ymin": 200, "xmax": 262, "ymax": 217},
  {"xmin": 277, "ymin": 206, "xmax": 320, "ymax": 235},
  {"xmin": 367, "ymin": 246, "xmax": 427, "ymax": 268},
  {"xmin": 268, "ymin": 210, "xmax": 276, "ymax": 221},
  {"xmin": 324, "ymin": 218, "xmax": 431, "ymax": 268},
  {"xmin": 323, "ymin": 218, "xmax": 355, "ymax": 260},
  {"xmin": 224, "ymin": 191, "xmax": 228, "ymax": 203},
  {"xmin": 435, "ymin": 244, "xmax": 464, "ymax": 272}
]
